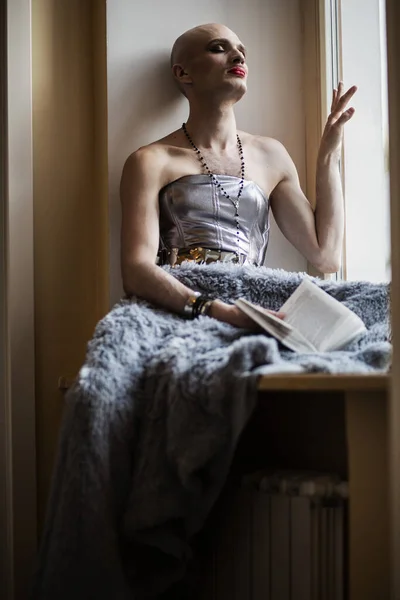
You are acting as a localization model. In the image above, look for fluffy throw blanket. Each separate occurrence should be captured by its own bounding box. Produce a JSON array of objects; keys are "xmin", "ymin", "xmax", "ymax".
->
[{"xmin": 31, "ymin": 264, "xmax": 391, "ymax": 600}]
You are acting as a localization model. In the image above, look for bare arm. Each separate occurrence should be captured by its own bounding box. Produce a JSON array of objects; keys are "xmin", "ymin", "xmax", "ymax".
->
[
  {"xmin": 120, "ymin": 148, "xmax": 198, "ymax": 312},
  {"xmin": 268, "ymin": 83, "xmax": 357, "ymax": 273},
  {"xmin": 120, "ymin": 147, "xmax": 266, "ymax": 326},
  {"xmin": 269, "ymin": 141, "xmax": 343, "ymax": 273}
]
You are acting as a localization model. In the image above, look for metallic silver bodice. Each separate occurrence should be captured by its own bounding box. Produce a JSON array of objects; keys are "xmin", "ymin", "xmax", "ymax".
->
[{"xmin": 158, "ymin": 175, "xmax": 270, "ymax": 266}]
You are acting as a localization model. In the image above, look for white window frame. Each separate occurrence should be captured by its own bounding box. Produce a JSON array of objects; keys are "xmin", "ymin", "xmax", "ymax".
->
[
  {"xmin": 338, "ymin": 0, "xmax": 390, "ymax": 282},
  {"xmin": 303, "ymin": 0, "xmax": 390, "ymax": 283},
  {"xmin": 322, "ymin": 0, "xmax": 343, "ymax": 281}
]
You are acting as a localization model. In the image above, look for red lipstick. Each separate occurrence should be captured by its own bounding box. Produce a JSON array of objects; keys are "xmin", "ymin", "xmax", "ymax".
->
[{"xmin": 228, "ymin": 67, "xmax": 246, "ymax": 78}]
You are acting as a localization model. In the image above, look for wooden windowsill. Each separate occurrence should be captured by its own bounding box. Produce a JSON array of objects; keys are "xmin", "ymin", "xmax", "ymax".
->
[
  {"xmin": 60, "ymin": 373, "xmax": 390, "ymax": 393},
  {"xmin": 257, "ymin": 373, "xmax": 390, "ymax": 392}
]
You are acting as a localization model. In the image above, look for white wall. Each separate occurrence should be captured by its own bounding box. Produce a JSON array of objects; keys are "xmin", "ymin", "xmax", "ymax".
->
[
  {"xmin": 107, "ymin": 0, "xmax": 308, "ymax": 304},
  {"xmin": 341, "ymin": 0, "xmax": 391, "ymax": 282}
]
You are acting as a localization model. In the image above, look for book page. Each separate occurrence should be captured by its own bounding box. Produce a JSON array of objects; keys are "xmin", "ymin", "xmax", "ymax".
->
[
  {"xmin": 319, "ymin": 313, "xmax": 367, "ymax": 351},
  {"xmin": 235, "ymin": 299, "xmax": 317, "ymax": 353},
  {"xmin": 280, "ymin": 278, "xmax": 366, "ymax": 352}
]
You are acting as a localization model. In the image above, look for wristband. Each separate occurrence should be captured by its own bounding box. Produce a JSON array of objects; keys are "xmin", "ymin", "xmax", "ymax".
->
[
  {"xmin": 182, "ymin": 293, "xmax": 214, "ymax": 319},
  {"xmin": 193, "ymin": 296, "xmax": 214, "ymax": 318},
  {"xmin": 182, "ymin": 292, "xmax": 201, "ymax": 319}
]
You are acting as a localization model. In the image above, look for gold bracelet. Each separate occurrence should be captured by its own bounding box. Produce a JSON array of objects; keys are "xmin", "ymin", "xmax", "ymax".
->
[{"xmin": 198, "ymin": 300, "xmax": 214, "ymax": 317}]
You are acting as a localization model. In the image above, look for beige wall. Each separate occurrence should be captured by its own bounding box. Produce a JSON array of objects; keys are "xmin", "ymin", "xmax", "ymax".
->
[
  {"xmin": 32, "ymin": 0, "xmax": 108, "ymax": 527},
  {"xmin": 106, "ymin": 0, "xmax": 309, "ymax": 304}
]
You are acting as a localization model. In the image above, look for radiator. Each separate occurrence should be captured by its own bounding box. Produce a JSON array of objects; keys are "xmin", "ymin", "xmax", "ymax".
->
[{"xmin": 201, "ymin": 471, "xmax": 348, "ymax": 600}]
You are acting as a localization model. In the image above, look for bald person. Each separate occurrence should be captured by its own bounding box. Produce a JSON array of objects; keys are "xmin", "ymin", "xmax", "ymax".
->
[{"xmin": 120, "ymin": 23, "xmax": 357, "ymax": 327}]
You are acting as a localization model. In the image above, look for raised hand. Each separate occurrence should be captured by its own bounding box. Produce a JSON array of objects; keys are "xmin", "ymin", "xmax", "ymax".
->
[{"xmin": 319, "ymin": 82, "xmax": 357, "ymax": 160}]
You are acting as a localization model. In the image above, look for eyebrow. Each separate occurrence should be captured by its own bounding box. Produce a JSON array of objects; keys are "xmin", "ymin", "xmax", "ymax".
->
[{"xmin": 208, "ymin": 38, "xmax": 247, "ymax": 53}]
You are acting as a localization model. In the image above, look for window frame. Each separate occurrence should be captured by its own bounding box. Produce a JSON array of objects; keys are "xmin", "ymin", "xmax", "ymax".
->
[
  {"xmin": 304, "ymin": 0, "xmax": 400, "ymax": 592},
  {"xmin": 301, "ymin": 0, "xmax": 344, "ymax": 280},
  {"xmin": 339, "ymin": 0, "xmax": 390, "ymax": 282}
]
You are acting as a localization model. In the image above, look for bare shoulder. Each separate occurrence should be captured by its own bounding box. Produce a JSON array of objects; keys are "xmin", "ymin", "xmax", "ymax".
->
[
  {"xmin": 237, "ymin": 131, "xmax": 299, "ymax": 194},
  {"xmin": 241, "ymin": 131, "xmax": 291, "ymax": 159},
  {"xmin": 122, "ymin": 143, "xmax": 167, "ymax": 178},
  {"xmin": 122, "ymin": 128, "xmax": 187, "ymax": 186}
]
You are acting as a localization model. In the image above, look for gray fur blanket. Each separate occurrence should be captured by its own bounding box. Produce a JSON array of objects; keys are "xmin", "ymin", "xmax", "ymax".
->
[{"xmin": 31, "ymin": 264, "xmax": 391, "ymax": 600}]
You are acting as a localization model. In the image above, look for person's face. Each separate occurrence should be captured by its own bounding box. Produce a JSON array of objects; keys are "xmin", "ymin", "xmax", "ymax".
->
[{"xmin": 176, "ymin": 25, "xmax": 248, "ymax": 101}]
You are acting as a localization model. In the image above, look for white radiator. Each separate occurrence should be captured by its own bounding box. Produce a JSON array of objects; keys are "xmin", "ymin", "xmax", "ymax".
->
[{"xmin": 202, "ymin": 471, "xmax": 348, "ymax": 600}]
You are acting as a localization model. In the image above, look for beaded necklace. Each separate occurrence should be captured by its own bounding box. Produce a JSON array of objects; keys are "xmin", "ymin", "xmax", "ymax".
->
[{"xmin": 182, "ymin": 122, "xmax": 245, "ymax": 257}]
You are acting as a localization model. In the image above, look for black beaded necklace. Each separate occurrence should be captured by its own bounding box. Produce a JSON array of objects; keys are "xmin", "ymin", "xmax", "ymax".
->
[{"xmin": 182, "ymin": 122, "xmax": 245, "ymax": 257}]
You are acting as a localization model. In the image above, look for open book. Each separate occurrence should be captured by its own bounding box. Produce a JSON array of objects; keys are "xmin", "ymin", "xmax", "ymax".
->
[{"xmin": 235, "ymin": 277, "xmax": 367, "ymax": 353}]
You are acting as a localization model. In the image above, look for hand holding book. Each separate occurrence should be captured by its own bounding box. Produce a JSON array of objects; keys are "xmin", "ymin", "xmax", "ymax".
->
[
  {"xmin": 235, "ymin": 277, "xmax": 367, "ymax": 353},
  {"xmin": 209, "ymin": 299, "xmax": 286, "ymax": 329}
]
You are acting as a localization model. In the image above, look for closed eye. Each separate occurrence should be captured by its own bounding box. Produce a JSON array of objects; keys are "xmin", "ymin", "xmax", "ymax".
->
[
  {"xmin": 207, "ymin": 39, "xmax": 247, "ymax": 58},
  {"xmin": 209, "ymin": 45, "xmax": 225, "ymax": 53}
]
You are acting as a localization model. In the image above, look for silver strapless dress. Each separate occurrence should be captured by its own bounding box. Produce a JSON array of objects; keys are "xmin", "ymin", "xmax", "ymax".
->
[{"xmin": 158, "ymin": 175, "xmax": 270, "ymax": 266}]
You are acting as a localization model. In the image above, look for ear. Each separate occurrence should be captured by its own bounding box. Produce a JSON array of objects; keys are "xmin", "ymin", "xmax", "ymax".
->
[{"xmin": 172, "ymin": 64, "xmax": 192, "ymax": 88}]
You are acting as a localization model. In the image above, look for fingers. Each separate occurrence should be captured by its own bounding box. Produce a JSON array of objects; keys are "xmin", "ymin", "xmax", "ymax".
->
[
  {"xmin": 336, "ymin": 107, "xmax": 356, "ymax": 125},
  {"xmin": 332, "ymin": 82, "xmax": 358, "ymax": 114},
  {"xmin": 328, "ymin": 83, "xmax": 357, "ymax": 127},
  {"xmin": 341, "ymin": 85, "xmax": 358, "ymax": 105},
  {"xmin": 267, "ymin": 310, "xmax": 286, "ymax": 320},
  {"xmin": 331, "ymin": 88, "xmax": 338, "ymax": 112},
  {"xmin": 331, "ymin": 82, "xmax": 343, "ymax": 111}
]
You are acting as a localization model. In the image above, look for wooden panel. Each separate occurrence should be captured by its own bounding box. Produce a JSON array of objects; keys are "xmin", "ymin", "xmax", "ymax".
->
[
  {"xmin": 386, "ymin": 0, "xmax": 400, "ymax": 596},
  {"xmin": 92, "ymin": 0, "xmax": 109, "ymax": 310},
  {"xmin": 346, "ymin": 391, "xmax": 389, "ymax": 599},
  {"xmin": 0, "ymin": 1, "xmax": 10, "ymax": 594},
  {"xmin": 300, "ymin": 0, "xmax": 328, "ymax": 278},
  {"xmin": 301, "ymin": 0, "xmax": 324, "ymax": 211},
  {"xmin": 258, "ymin": 373, "xmax": 389, "ymax": 392},
  {"xmin": 5, "ymin": 1, "xmax": 37, "ymax": 597},
  {"xmin": 32, "ymin": 0, "xmax": 108, "ymax": 528}
]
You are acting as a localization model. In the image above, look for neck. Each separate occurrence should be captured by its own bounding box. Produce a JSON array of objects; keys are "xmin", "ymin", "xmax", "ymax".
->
[{"xmin": 185, "ymin": 100, "xmax": 238, "ymax": 151}]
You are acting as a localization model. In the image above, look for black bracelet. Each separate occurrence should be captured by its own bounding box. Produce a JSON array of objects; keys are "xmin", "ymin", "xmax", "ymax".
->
[
  {"xmin": 192, "ymin": 295, "xmax": 214, "ymax": 318},
  {"xmin": 182, "ymin": 292, "xmax": 201, "ymax": 319}
]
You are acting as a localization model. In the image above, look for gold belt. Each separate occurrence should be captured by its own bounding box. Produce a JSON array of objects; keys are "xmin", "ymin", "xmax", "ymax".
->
[{"xmin": 158, "ymin": 247, "xmax": 247, "ymax": 266}]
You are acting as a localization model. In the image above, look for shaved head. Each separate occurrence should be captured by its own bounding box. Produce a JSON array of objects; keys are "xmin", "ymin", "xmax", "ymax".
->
[{"xmin": 170, "ymin": 23, "xmax": 239, "ymax": 67}]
